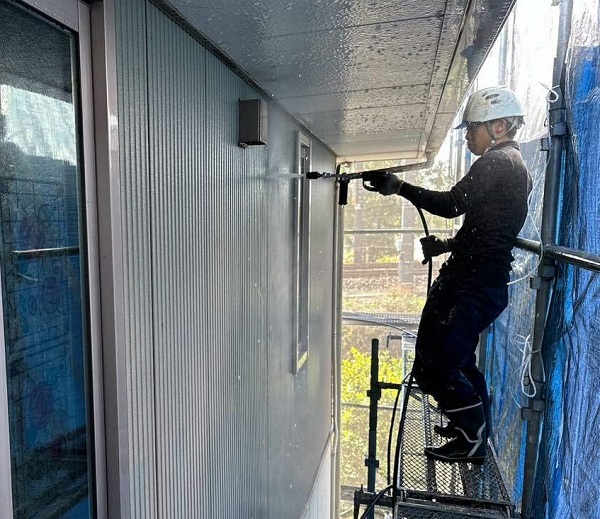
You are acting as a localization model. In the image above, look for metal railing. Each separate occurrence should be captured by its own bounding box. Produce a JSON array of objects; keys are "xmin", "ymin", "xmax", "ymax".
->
[{"xmin": 515, "ymin": 237, "xmax": 600, "ymax": 273}]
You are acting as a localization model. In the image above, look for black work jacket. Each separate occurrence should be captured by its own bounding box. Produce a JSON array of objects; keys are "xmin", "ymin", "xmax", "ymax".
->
[{"xmin": 399, "ymin": 141, "xmax": 532, "ymax": 283}]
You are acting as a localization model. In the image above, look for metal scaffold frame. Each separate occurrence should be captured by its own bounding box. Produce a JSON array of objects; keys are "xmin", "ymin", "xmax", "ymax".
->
[{"xmin": 350, "ymin": 337, "xmax": 518, "ymax": 519}]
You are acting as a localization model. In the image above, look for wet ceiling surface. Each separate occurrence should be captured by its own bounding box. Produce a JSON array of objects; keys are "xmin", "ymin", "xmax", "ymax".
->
[{"xmin": 166, "ymin": 0, "xmax": 516, "ymax": 163}]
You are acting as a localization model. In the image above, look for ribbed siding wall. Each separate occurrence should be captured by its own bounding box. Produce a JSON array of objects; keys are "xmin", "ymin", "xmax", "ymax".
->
[
  {"xmin": 146, "ymin": 7, "xmax": 214, "ymax": 517},
  {"xmin": 115, "ymin": 1, "xmax": 157, "ymax": 517},
  {"xmin": 114, "ymin": 1, "xmax": 335, "ymax": 517},
  {"xmin": 201, "ymin": 22, "xmax": 270, "ymax": 519}
]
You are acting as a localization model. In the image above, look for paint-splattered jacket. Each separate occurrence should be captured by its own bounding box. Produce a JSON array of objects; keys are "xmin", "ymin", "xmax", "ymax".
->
[{"xmin": 400, "ymin": 140, "xmax": 532, "ymax": 284}]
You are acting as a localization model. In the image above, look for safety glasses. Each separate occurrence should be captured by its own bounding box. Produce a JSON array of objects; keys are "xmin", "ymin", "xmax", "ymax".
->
[{"xmin": 465, "ymin": 121, "xmax": 483, "ymax": 132}]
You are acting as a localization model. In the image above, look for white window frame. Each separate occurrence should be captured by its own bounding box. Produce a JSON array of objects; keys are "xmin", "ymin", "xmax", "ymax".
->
[{"xmin": 293, "ymin": 132, "xmax": 312, "ymax": 373}]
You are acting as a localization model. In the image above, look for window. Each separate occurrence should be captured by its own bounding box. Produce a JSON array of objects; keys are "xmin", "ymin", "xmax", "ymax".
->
[
  {"xmin": 0, "ymin": 1, "xmax": 96, "ymax": 516},
  {"xmin": 293, "ymin": 133, "xmax": 311, "ymax": 373}
]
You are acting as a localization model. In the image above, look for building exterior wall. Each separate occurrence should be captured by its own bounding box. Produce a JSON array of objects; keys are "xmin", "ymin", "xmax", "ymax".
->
[
  {"xmin": 107, "ymin": 0, "xmax": 336, "ymax": 517},
  {"xmin": 265, "ymin": 106, "xmax": 336, "ymax": 518},
  {"xmin": 301, "ymin": 440, "xmax": 333, "ymax": 519}
]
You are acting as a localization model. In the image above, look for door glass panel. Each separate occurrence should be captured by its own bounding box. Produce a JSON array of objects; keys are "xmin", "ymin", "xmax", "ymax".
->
[{"xmin": 0, "ymin": 1, "xmax": 93, "ymax": 517}]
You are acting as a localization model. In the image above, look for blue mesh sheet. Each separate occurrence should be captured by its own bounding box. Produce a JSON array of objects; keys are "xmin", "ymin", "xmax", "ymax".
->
[
  {"xmin": 471, "ymin": 2, "xmax": 558, "ymax": 503},
  {"xmin": 530, "ymin": 13, "xmax": 600, "ymax": 518},
  {"xmin": 486, "ymin": 2, "xmax": 600, "ymax": 517}
]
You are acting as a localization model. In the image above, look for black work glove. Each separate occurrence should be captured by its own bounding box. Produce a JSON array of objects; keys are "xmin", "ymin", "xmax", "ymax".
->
[
  {"xmin": 420, "ymin": 235, "xmax": 450, "ymax": 264},
  {"xmin": 371, "ymin": 172, "xmax": 404, "ymax": 196}
]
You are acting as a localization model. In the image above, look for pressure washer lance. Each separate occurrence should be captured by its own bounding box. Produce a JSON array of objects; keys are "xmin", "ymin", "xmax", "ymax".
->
[{"xmin": 306, "ymin": 167, "xmax": 390, "ymax": 205}]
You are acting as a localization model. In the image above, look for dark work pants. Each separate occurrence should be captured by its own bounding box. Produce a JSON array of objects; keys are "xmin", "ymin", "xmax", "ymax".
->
[{"xmin": 412, "ymin": 273, "xmax": 508, "ymax": 413}]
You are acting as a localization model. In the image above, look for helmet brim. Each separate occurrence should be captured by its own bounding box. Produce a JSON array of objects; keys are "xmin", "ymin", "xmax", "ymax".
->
[{"xmin": 454, "ymin": 121, "xmax": 469, "ymax": 130}]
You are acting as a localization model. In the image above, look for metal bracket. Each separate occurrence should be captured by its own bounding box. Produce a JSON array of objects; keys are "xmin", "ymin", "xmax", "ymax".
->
[
  {"xmin": 549, "ymin": 107, "xmax": 567, "ymax": 137},
  {"xmin": 366, "ymin": 387, "xmax": 381, "ymax": 399},
  {"xmin": 530, "ymin": 265, "xmax": 557, "ymax": 289},
  {"xmin": 364, "ymin": 458, "xmax": 380, "ymax": 469},
  {"xmin": 353, "ymin": 488, "xmax": 393, "ymax": 519},
  {"xmin": 539, "ymin": 136, "xmax": 550, "ymax": 152},
  {"xmin": 521, "ymin": 399, "xmax": 545, "ymax": 421},
  {"xmin": 529, "ymin": 277, "xmax": 542, "ymax": 290},
  {"xmin": 380, "ymin": 381, "xmax": 402, "ymax": 390}
]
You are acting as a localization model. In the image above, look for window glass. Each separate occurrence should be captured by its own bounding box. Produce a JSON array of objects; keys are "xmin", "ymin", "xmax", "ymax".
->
[{"xmin": 0, "ymin": 1, "xmax": 94, "ymax": 517}]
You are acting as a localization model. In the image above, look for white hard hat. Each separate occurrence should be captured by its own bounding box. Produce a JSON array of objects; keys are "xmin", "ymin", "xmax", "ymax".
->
[{"xmin": 455, "ymin": 86, "xmax": 525, "ymax": 129}]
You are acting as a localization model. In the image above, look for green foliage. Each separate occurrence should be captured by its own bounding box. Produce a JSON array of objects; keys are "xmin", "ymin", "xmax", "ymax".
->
[
  {"xmin": 341, "ymin": 347, "xmax": 403, "ymax": 405},
  {"xmin": 343, "ymin": 244, "xmax": 354, "ymax": 264},
  {"xmin": 416, "ymin": 161, "xmax": 454, "ymax": 191},
  {"xmin": 342, "ymin": 162, "xmax": 455, "ymax": 269},
  {"xmin": 340, "ymin": 347, "xmax": 404, "ymax": 488},
  {"xmin": 374, "ymin": 254, "xmax": 398, "ymax": 264}
]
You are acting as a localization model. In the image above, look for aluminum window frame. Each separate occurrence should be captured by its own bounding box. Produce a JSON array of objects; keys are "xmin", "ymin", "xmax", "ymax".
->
[
  {"xmin": 293, "ymin": 131, "xmax": 312, "ymax": 374},
  {"xmin": 0, "ymin": 0, "xmax": 107, "ymax": 516},
  {"xmin": 89, "ymin": 1, "xmax": 129, "ymax": 515},
  {"xmin": 0, "ymin": 285, "xmax": 11, "ymax": 519}
]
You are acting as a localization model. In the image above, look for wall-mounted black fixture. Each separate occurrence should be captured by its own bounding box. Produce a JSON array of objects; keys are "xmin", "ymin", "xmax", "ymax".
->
[{"xmin": 238, "ymin": 99, "xmax": 267, "ymax": 147}]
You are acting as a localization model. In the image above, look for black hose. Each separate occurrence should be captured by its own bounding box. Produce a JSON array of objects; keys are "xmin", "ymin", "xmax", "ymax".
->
[
  {"xmin": 361, "ymin": 202, "xmax": 434, "ymax": 514},
  {"xmin": 386, "ymin": 382, "xmax": 402, "ymax": 486},
  {"xmin": 391, "ymin": 371, "xmax": 414, "ymax": 497},
  {"xmin": 390, "ymin": 205, "xmax": 432, "ymax": 495},
  {"xmin": 358, "ymin": 484, "xmax": 394, "ymax": 519},
  {"xmin": 415, "ymin": 206, "xmax": 433, "ymax": 294}
]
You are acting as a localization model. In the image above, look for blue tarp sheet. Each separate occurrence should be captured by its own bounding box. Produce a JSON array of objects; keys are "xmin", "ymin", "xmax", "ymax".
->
[{"xmin": 486, "ymin": 1, "xmax": 600, "ymax": 517}]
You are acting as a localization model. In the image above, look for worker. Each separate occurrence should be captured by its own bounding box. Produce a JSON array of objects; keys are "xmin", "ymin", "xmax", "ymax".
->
[{"xmin": 368, "ymin": 86, "xmax": 531, "ymax": 464}]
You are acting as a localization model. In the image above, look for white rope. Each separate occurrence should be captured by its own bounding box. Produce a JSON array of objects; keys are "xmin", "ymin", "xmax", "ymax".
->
[{"xmin": 511, "ymin": 333, "xmax": 546, "ymax": 400}]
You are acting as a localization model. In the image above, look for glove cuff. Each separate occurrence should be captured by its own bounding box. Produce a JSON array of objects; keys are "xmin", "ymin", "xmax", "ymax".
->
[{"xmin": 396, "ymin": 180, "xmax": 405, "ymax": 196}]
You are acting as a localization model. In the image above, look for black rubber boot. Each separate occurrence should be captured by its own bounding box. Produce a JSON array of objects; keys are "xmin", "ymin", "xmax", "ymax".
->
[
  {"xmin": 463, "ymin": 365, "xmax": 493, "ymax": 439},
  {"xmin": 434, "ymin": 397, "xmax": 492, "ymax": 439},
  {"xmin": 434, "ymin": 421, "xmax": 459, "ymax": 438},
  {"xmin": 425, "ymin": 400, "xmax": 487, "ymax": 464}
]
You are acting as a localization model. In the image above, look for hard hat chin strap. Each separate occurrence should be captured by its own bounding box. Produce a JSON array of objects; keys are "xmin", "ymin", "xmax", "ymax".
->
[
  {"xmin": 485, "ymin": 117, "xmax": 516, "ymax": 146},
  {"xmin": 484, "ymin": 121, "xmax": 498, "ymax": 146}
]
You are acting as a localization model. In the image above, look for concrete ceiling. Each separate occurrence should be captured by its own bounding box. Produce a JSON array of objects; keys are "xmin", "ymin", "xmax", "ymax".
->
[{"xmin": 165, "ymin": 0, "xmax": 516, "ymax": 163}]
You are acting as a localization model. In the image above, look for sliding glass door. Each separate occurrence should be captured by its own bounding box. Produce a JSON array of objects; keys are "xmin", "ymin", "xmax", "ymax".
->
[{"xmin": 0, "ymin": 1, "xmax": 96, "ymax": 516}]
